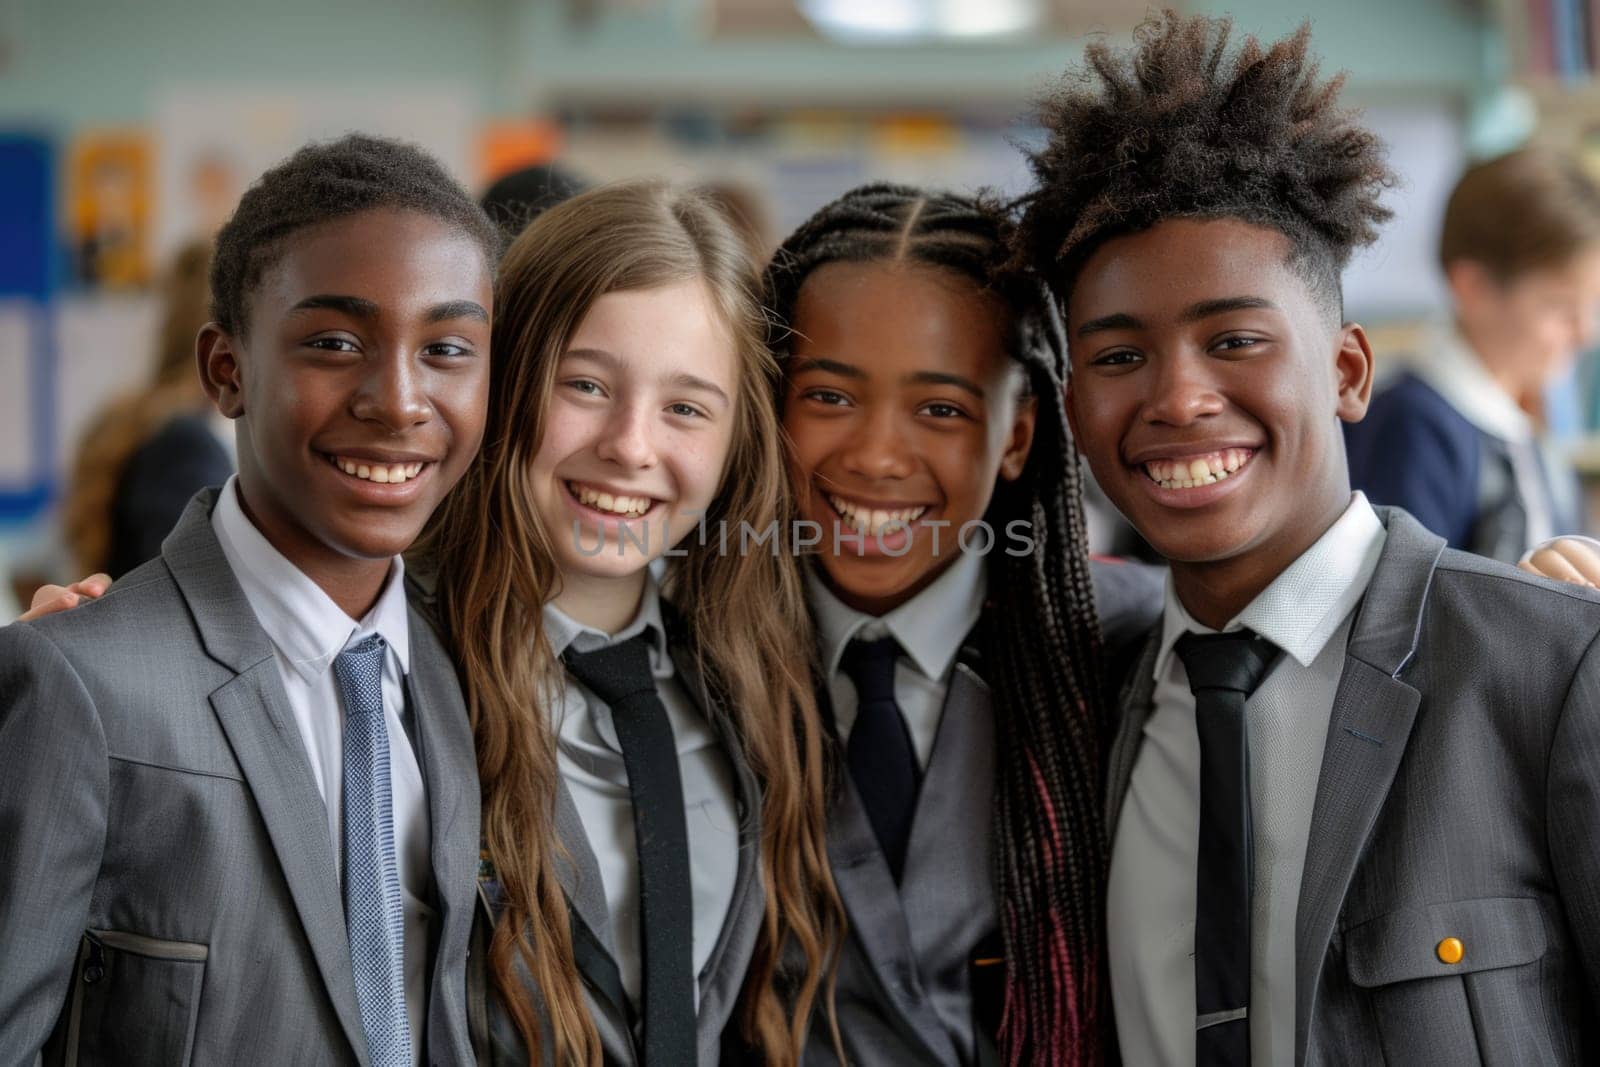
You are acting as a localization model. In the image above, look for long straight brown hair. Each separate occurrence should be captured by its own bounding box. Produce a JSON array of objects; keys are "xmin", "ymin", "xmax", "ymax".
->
[{"xmin": 418, "ymin": 180, "xmax": 842, "ymax": 1064}]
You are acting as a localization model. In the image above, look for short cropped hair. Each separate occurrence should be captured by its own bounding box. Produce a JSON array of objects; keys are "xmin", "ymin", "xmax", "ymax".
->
[
  {"xmin": 1439, "ymin": 147, "xmax": 1600, "ymax": 280},
  {"xmin": 211, "ymin": 133, "xmax": 500, "ymax": 335}
]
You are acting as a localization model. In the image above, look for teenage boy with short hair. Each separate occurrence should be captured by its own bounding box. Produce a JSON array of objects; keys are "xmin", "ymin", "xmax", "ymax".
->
[{"xmin": 0, "ymin": 135, "xmax": 498, "ymax": 1065}]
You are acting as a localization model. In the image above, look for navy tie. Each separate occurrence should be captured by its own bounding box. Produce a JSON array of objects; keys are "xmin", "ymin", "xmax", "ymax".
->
[
  {"xmin": 562, "ymin": 633, "xmax": 696, "ymax": 1066},
  {"xmin": 840, "ymin": 636, "xmax": 920, "ymax": 882},
  {"xmin": 333, "ymin": 633, "xmax": 412, "ymax": 1067},
  {"xmin": 1174, "ymin": 629, "xmax": 1280, "ymax": 1067}
]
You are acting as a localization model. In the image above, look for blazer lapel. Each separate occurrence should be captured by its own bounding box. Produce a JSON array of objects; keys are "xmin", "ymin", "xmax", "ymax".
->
[
  {"xmin": 472, "ymin": 783, "xmax": 633, "ymax": 1066},
  {"xmin": 669, "ymin": 638, "xmax": 766, "ymax": 1062},
  {"xmin": 552, "ymin": 777, "xmax": 635, "ymax": 1063},
  {"xmin": 552, "ymin": 777, "xmax": 616, "ymax": 961},
  {"xmin": 406, "ymin": 610, "xmax": 475, "ymax": 919},
  {"xmin": 824, "ymin": 668, "xmax": 963, "ymax": 1066},
  {"xmin": 405, "ymin": 606, "xmax": 480, "ymax": 1058},
  {"xmin": 210, "ymin": 669, "xmax": 371, "ymax": 1063},
  {"xmin": 1105, "ymin": 632, "xmax": 1161, "ymax": 837},
  {"xmin": 1293, "ymin": 509, "xmax": 1444, "ymax": 1064},
  {"xmin": 163, "ymin": 496, "xmax": 370, "ymax": 1064}
]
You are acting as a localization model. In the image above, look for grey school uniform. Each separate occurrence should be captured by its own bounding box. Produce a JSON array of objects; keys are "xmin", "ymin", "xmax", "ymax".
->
[
  {"xmin": 805, "ymin": 552, "xmax": 1163, "ymax": 1066},
  {"xmin": 0, "ymin": 490, "xmax": 481, "ymax": 1066},
  {"xmin": 1107, "ymin": 507, "xmax": 1600, "ymax": 1064},
  {"xmin": 467, "ymin": 595, "xmax": 765, "ymax": 1066}
]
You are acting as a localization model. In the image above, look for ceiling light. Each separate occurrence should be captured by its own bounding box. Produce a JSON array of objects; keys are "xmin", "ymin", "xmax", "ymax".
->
[{"xmin": 798, "ymin": 0, "xmax": 1043, "ymax": 42}]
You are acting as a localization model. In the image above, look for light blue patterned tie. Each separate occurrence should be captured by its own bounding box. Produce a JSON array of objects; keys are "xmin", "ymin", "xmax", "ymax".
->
[{"xmin": 334, "ymin": 633, "xmax": 412, "ymax": 1067}]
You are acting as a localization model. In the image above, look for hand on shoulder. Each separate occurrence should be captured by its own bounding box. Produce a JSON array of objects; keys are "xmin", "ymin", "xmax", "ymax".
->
[
  {"xmin": 1519, "ymin": 537, "xmax": 1600, "ymax": 589},
  {"xmin": 15, "ymin": 573, "xmax": 110, "ymax": 622}
]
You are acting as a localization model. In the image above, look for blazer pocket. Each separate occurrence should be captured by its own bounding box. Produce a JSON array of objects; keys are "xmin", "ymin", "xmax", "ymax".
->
[
  {"xmin": 1343, "ymin": 897, "xmax": 1556, "ymax": 1066},
  {"xmin": 61, "ymin": 929, "xmax": 208, "ymax": 1066}
]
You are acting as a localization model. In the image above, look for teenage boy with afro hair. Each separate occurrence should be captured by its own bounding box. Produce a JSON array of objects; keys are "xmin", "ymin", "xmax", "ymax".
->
[{"xmin": 1018, "ymin": 12, "xmax": 1600, "ymax": 1065}]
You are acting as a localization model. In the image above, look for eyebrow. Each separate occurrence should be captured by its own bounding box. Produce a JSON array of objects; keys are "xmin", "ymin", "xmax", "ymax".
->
[
  {"xmin": 1075, "ymin": 296, "xmax": 1281, "ymax": 337},
  {"xmin": 791, "ymin": 356, "xmax": 985, "ymax": 399},
  {"xmin": 291, "ymin": 294, "xmax": 379, "ymax": 318},
  {"xmin": 788, "ymin": 356, "xmax": 866, "ymax": 380},
  {"xmin": 289, "ymin": 294, "xmax": 489, "ymax": 325},
  {"xmin": 564, "ymin": 346, "xmax": 731, "ymax": 406},
  {"xmin": 425, "ymin": 300, "xmax": 490, "ymax": 324},
  {"xmin": 907, "ymin": 370, "xmax": 985, "ymax": 400}
]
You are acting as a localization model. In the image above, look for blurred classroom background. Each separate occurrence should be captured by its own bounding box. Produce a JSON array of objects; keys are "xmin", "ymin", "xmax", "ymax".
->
[{"xmin": 0, "ymin": 0, "xmax": 1595, "ymax": 612}]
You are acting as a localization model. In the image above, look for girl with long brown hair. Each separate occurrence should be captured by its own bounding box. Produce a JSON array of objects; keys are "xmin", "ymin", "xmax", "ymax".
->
[{"xmin": 419, "ymin": 179, "xmax": 841, "ymax": 1065}]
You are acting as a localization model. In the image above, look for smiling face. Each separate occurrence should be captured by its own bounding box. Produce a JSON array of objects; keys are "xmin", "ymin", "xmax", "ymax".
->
[
  {"xmin": 528, "ymin": 279, "xmax": 739, "ymax": 597},
  {"xmin": 200, "ymin": 207, "xmax": 492, "ymax": 610},
  {"xmin": 782, "ymin": 260, "xmax": 1035, "ymax": 616},
  {"xmin": 1065, "ymin": 218, "xmax": 1372, "ymax": 625}
]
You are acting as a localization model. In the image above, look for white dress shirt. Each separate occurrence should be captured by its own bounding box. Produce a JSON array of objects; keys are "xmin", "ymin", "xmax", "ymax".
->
[
  {"xmin": 211, "ymin": 477, "xmax": 431, "ymax": 1063},
  {"xmin": 1108, "ymin": 493, "xmax": 1387, "ymax": 1067},
  {"xmin": 807, "ymin": 549, "xmax": 986, "ymax": 772},
  {"xmin": 544, "ymin": 574, "xmax": 739, "ymax": 1010}
]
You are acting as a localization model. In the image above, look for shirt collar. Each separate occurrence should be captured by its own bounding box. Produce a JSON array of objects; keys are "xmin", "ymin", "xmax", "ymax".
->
[
  {"xmin": 1155, "ymin": 492, "xmax": 1386, "ymax": 679},
  {"xmin": 210, "ymin": 476, "xmax": 411, "ymax": 683},
  {"xmin": 808, "ymin": 548, "xmax": 987, "ymax": 684},
  {"xmin": 543, "ymin": 570, "xmax": 670, "ymax": 666},
  {"xmin": 1411, "ymin": 321, "xmax": 1534, "ymax": 444}
]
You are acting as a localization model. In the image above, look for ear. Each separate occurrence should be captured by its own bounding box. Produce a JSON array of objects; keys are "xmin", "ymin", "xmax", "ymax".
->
[
  {"xmin": 998, "ymin": 393, "xmax": 1038, "ymax": 482},
  {"xmin": 1443, "ymin": 257, "xmax": 1494, "ymax": 309},
  {"xmin": 198, "ymin": 323, "xmax": 245, "ymax": 419},
  {"xmin": 1333, "ymin": 323, "xmax": 1375, "ymax": 424}
]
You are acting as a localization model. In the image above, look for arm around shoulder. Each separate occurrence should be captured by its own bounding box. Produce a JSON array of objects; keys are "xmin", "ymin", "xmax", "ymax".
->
[{"xmin": 0, "ymin": 622, "xmax": 111, "ymax": 1057}]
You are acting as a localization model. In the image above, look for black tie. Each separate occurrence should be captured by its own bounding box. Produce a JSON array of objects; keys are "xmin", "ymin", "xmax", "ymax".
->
[
  {"xmin": 562, "ymin": 634, "xmax": 696, "ymax": 1066},
  {"xmin": 1173, "ymin": 629, "xmax": 1280, "ymax": 1067},
  {"xmin": 839, "ymin": 636, "xmax": 920, "ymax": 882}
]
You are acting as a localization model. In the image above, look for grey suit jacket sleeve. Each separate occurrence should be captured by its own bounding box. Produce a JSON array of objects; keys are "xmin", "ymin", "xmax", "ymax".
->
[
  {"xmin": 1549, "ymin": 628, "xmax": 1600, "ymax": 1009},
  {"xmin": 0, "ymin": 622, "xmax": 110, "ymax": 1058}
]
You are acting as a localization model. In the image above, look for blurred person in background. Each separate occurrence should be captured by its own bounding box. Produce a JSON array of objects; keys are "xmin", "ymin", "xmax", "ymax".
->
[
  {"xmin": 0, "ymin": 544, "xmax": 19, "ymax": 619},
  {"xmin": 60, "ymin": 238, "xmax": 234, "ymax": 579},
  {"xmin": 479, "ymin": 161, "xmax": 589, "ymax": 245},
  {"xmin": 1346, "ymin": 147, "xmax": 1600, "ymax": 561}
]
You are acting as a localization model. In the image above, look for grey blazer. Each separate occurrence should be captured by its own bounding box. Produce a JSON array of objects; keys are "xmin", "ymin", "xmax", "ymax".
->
[
  {"xmin": 809, "ymin": 558, "xmax": 1164, "ymax": 1067},
  {"xmin": 0, "ymin": 491, "xmax": 481, "ymax": 1066},
  {"xmin": 1106, "ymin": 508, "xmax": 1600, "ymax": 1065},
  {"xmin": 468, "ymin": 611, "xmax": 765, "ymax": 1066}
]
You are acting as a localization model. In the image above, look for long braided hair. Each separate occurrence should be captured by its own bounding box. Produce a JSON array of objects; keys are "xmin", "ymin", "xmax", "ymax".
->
[{"xmin": 765, "ymin": 183, "xmax": 1108, "ymax": 1066}]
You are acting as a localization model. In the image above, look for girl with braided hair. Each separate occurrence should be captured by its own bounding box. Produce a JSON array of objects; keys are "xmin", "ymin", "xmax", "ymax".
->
[{"xmin": 765, "ymin": 182, "xmax": 1161, "ymax": 1066}]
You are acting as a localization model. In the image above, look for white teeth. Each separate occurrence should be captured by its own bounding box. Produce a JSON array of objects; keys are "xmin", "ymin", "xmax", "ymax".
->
[
  {"xmin": 826, "ymin": 494, "xmax": 928, "ymax": 535},
  {"xmin": 333, "ymin": 456, "xmax": 425, "ymax": 484},
  {"xmin": 1142, "ymin": 449, "xmax": 1252, "ymax": 490},
  {"xmin": 571, "ymin": 482, "xmax": 652, "ymax": 516}
]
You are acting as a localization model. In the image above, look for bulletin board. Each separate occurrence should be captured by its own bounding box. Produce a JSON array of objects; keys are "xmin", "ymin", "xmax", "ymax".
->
[{"xmin": 0, "ymin": 134, "xmax": 55, "ymax": 524}]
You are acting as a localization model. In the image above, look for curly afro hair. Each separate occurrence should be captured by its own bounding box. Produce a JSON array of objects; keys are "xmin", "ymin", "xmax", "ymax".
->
[
  {"xmin": 1014, "ymin": 10, "xmax": 1396, "ymax": 320},
  {"xmin": 211, "ymin": 133, "xmax": 500, "ymax": 336}
]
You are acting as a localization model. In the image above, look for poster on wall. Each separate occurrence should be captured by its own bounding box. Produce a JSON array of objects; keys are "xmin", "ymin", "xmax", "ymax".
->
[
  {"xmin": 480, "ymin": 120, "xmax": 565, "ymax": 187},
  {"xmin": 65, "ymin": 130, "xmax": 153, "ymax": 291}
]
